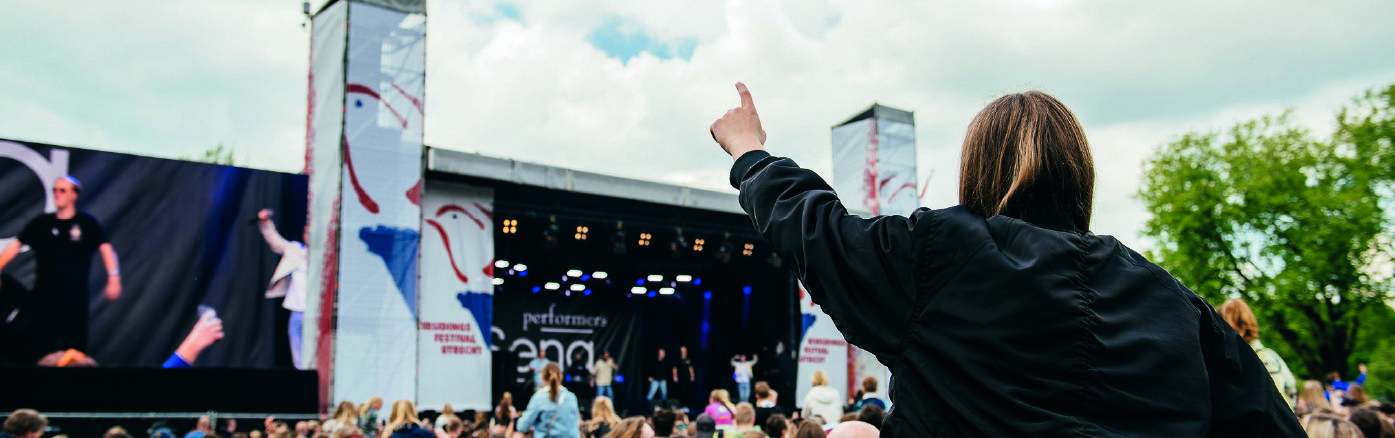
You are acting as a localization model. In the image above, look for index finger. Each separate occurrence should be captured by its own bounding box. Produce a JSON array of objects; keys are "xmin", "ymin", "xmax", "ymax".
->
[{"xmin": 736, "ymin": 82, "xmax": 756, "ymax": 112}]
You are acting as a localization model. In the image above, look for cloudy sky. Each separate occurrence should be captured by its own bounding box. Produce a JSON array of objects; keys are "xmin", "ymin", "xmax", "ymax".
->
[{"xmin": 2, "ymin": 0, "xmax": 1393, "ymax": 251}]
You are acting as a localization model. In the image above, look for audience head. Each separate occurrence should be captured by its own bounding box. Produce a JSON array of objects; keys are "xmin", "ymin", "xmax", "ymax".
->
[
  {"xmin": 386, "ymin": 400, "xmax": 420, "ymax": 433},
  {"xmin": 860, "ymin": 376, "xmax": 878, "ymax": 395},
  {"xmin": 855, "ymin": 405, "xmax": 884, "ymax": 430},
  {"xmin": 1348, "ymin": 408, "xmax": 1385, "ymax": 438},
  {"xmin": 959, "ymin": 91, "xmax": 1094, "ymax": 231},
  {"xmin": 743, "ymin": 433, "xmax": 768, "ymax": 438},
  {"xmin": 1300, "ymin": 380, "xmax": 1332, "ymax": 413},
  {"xmin": 590, "ymin": 396, "xmax": 620, "ymax": 427},
  {"xmin": 838, "ymin": 413, "xmax": 858, "ymax": 424},
  {"xmin": 791, "ymin": 419, "xmax": 826, "ymax": 438},
  {"xmin": 333, "ymin": 401, "xmax": 358, "ymax": 423},
  {"xmin": 651, "ymin": 409, "xmax": 678, "ymax": 437},
  {"xmin": 3, "ymin": 410, "xmax": 47, "ymax": 438},
  {"xmin": 1217, "ymin": 298, "xmax": 1260, "ymax": 342},
  {"xmin": 1302, "ymin": 413, "xmax": 1363, "ymax": 438},
  {"xmin": 497, "ymin": 392, "xmax": 514, "ymax": 418},
  {"xmin": 441, "ymin": 416, "xmax": 464, "ymax": 438},
  {"xmin": 605, "ymin": 417, "xmax": 654, "ymax": 438},
  {"xmin": 295, "ymin": 421, "xmax": 309, "ymax": 437},
  {"xmin": 694, "ymin": 414, "xmax": 718, "ymax": 438},
  {"xmin": 764, "ymin": 414, "xmax": 790, "ymax": 438},
  {"xmin": 360, "ymin": 397, "xmax": 384, "ymax": 417},
  {"xmin": 543, "ymin": 362, "xmax": 564, "ymax": 402},
  {"xmin": 826, "ymin": 421, "xmax": 877, "ymax": 438},
  {"xmin": 1346, "ymin": 385, "xmax": 1370, "ymax": 406},
  {"xmin": 811, "ymin": 370, "xmax": 828, "ymax": 388},
  {"xmin": 104, "ymin": 426, "xmax": 133, "ymax": 438},
  {"xmin": 734, "ymin": 403, "xmax": 756, "ymax": 427},
  {"xmin": 754, "ymin": 382, "xmax": 773, "ymax": 402}
]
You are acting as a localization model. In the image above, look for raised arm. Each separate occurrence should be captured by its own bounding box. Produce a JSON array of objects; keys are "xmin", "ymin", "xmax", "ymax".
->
[
  {"xmin": 0, "ymin": 239, "xmax": 20, "ymax": 273},
  {"xmin": 712, "ymin": 82, "xmax": 922, "ymax": 360},
  {"xmin": 100, "ymin": 243, "xmax": 121, "ymax": 300},
  {"xmin": 259, "ymin": 209, "xmax": 290, "ymax": 255}
]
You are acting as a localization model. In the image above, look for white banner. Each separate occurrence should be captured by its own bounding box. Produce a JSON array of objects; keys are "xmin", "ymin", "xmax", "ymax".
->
[
  {"xmin": 830, "ymin": 108, "xmax": 919, "ymax": 216},
  {"xmin": 333, "ymin": 0, "xmax": 427, "ymax": 405},
  {"xmin": 305, "ymin": 0, "xmax": 347, "ymax": 410},
  {"xmin": 830, "ymin": 119, "xmax": 875, "ymax": 217},
  {"xmin": 418, "ymin": 182, "xmax": 494, "ymax": 410},
  {"xmin": 794, "ymin": 283, "xmax": 848, "ymax": 410},
  {"xmin": 874, "ymin": 119, "xmax": 918, "ymax": 216}
]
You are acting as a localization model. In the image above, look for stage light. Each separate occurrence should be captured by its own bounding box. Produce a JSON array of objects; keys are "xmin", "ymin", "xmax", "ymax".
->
[
  {"xmin": 574, "ymin": 224, "xmax": 589, "ymax": 240},
  {"xmin": 635, "ymin": 279, "xmax": 645, "ymax": 286},
  {"xmin": 743, "ymin": 243, "xmax": 755, "ymax": 256},
  {"xmin": 492, "ymin": 278, "xmax": 505, "ymax": 285},
  {"xmin": 592, "ymin": 271, "xmax": 608, "ymax": 279},
  {"xmin": 716, "ymin": 233, "xmax": 733, "ymax": 264},
  {"xmin": 545, "ymin": 282, "xmax": 560, "ymax": 290},
  {"xmin": 612, "ymin": 222, "xmax": 627, "ymax": 255},
  {"xmin": 631, "ymin": 287, "xmax": 646, "ymax": 294},
  {"xmin": 647, "ymin": 275, "xmax": 664, "ymax": 282},
  {"xmin": 532, "ymin": 286, "xmax": 541, "ymax": 293},
  {"xmin": 584, "ymin": 289, "xmax": 593, "ymax": 296},
  {"xmin": 495, "ymin": 260, "xmax": 509, "ymax": 268},
  {"xmin": 570, "ymin": 284, "xmax": 585, "ymax": 292},
  {"xmin": 647, "ymin": 291, "xmax": 657, "ymax": 298},
  {"xmin": 566, "ymin": 269, "xmax": 583, "ymax": 278},
  {"xmin": 743, "ymin": 286, "xmax": 752, "ymax": 295},
  {"xmin": 515, "ymin": 264, "xmax": 528, "ymax": 271},
  {"xmin": 502, "ymin": 219, "xmax": 518, "ymax": 234},
  {"xmin": 580, "ymin": 274, "xmax": 591, "ymax": 281},
  {"xmin": 703, "ymin": 291, "xmax": 713, "ymax": 300},
  {"xmin": 693, "ymin": 278, "xmax": 702, "ymax": 286},
  {"xmin": 615, "ymin": 375, "xmax": 624, "ymax": 383},
  {"xmin": 518, "ymin": 270, "xmax": 529, "ymax": 277},
  {"xmin": 543, "ymin": 216, "xmax": 560, "ymax": 249},
  {"xmin": 659, "ymin": 287, "xmax": 675, "ymax": 295},
  {"xmin": 676, "ymin": 275, "xmax": 693, "ymax": 282},
  {"xmin": 638, "ymin": 231, "xmax": 652, "ymax": 246},
  {"xmin": 693, "ymin": 238, "xmax": 705, "ymax": 252}
]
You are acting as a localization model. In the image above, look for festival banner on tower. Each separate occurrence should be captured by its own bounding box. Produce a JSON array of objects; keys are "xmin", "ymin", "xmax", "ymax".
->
[
  {"xmin": 304, "ymin": 0, "xmax": 347, "ymax": 409},
  {"xmin": 316, "ymin": 0, "xmax": 428, "ymax": 405},
  {"xmin": 418, "ymin": 181, "xmax": 494, "ymax": 410},
  {"xmin": 794, "ymin": 282, "xmax": 848, "ymax": 406}
]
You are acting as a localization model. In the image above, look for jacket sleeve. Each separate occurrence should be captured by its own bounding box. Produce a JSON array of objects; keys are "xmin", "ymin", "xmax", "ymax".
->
[
  {"xmin": 517, "ymin": 395, "xmax": 540, "ymax": 432},
  {"xmin": 1191, "ymin": 294, "xmax": 1306, "ymax": 436},
  {"xmin": 732, "ymin": 150, "xmax": 925, "ymax": 360},
  {"xmin": 260, "ymin": 219, "xmax": 289, "ymax": 255}
]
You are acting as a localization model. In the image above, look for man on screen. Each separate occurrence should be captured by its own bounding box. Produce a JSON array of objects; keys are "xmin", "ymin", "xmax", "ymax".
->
[
  {"xmin": 257, "ymin": 208, "xmax": 309, "ymax": 369},
  {"xmin": 0, "ymin": 176, "xmax": 121, "ymax": 353}
]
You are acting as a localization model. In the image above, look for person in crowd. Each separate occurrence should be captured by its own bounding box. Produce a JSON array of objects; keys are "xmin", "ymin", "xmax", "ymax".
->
[
  {"xmin": 1297, "ymin": 380, "xmax": 1333, "ymax": 416},
  {"xmin": 751, "ymin": 382, "xmax": 783, "ymax": 428},
  {"xmin": 762, "ymin": 415, "xmax": 790, "ymax": 438},
  {"xmin": 517, "ymin": 362, "xmax": 581, "ymax": 438},
  {"xmin": 651, "ymin": 409, "xmax": 678, "ymax": 438},
  {"xmin": 1301, "ymin": 413, "xmax": 1363, "ymax": 438},
  {"xmin": 731, "ymin": 403, "xmax": 760, "ymax": 438},
  {"xmin": 468, "ymin": 412, "xmax": 489, "ymax": 438},
  {"xmin": 601, "ymin": 417, "xmax": 653, "ymax": 438},
  {"xmin": 159, "ymin": 311, "xmax": 225, "ymax": 368},
  {"xmin": 331, "ymin": 425, "xmax": 363, "ymax": 438},
  {"xmin": 1343, "ymin": 385, "xmax": 1377, "ymax": 408},
  {"xmin": 584, "ymin": 396, "xmax": 621, "ymax": 438},
  {"xmin": 324, "ymin": 402, "xmax": 358, "ymax": 437},
  {"xmin": 434, "ymin": 404, "xmax": 457, "ymax": 431},
  {"xmin": 592, "ymin": 351, "xmax": 619, "ymax": 400},
  {"xmin": 1331, "ymin": 364, "xmax": 1369, "ymax": 393},
  {"xmin": 730, "ymin": 355, "xmax": 758, "ymax": 402},
  {"xmin": 434, "ymin": 416, "xmax": 463, "ymax": 438},
  {"xmin": 296, "ymin": 422, "xmax": 311, "ymax": 438},
  {"xmin": 800, "ymin": 371, "xmax": 841, "ymax": 428},
  {"xmin": 530, "ymin": 350, "xmax": 553, "ymax": 391},
  {"xmin": 383, "ymin": 400, "xmax": 432, "ymax": 438},
  {"xmin": 691, "ymin": 414, "xmax": 718, "ymax": 438},
  {"xmin": 648, "ymin": 348, "xmax": 674, "ymax": 403},
  {"xmin": 360, "ymin": 397, "xmax": 385, "ymax": 438},
  {"xmin": 704, "ymin": 389, "xmax": 736, "ymax": 427},
  {"xmin": 1346, "ymin": 408, "xmax": 1394, "ymax": 438},
  {"xmin": 676, "ymin": 346, "xmax": 696, "ymax": 408},
  {"xmin": 1217, "ymin": 298, "xmax": 1298, "ymax": 407},
  {"xmin": 257, "ymin": 208, "xmax": 309, "ymax": 369},
  {"xmin": 1, "ymin": 409, "xmax": 46, "ymax": 438},
  {"xmin": 853, "ymin": 406, "xmax": 882, "ymax": 431},
  {"xmin": 789, "ymin": 420, "xmax": 823, "ymax": 438},
  {"xmin": 105, "ymin": 426, "xmax": 134, "ymax": 438},
  {"xmin": 0, "ymin": 176, "xmax": 122, "ymax": 354},
  {"xmin": 308, "ymin": 421, "xmax": 322, "ymax": 437},
  {"xmin": 492, "ymin": 392, "xmax": 517, "ymax": 437},
  {"xmin": 185, "ymin": 415, "xmax": 217, "ymax": 438},
  {"xmin": 823, "ymin": 422, "xmax": 875, "ymax": 438},
  {"xmin": 741, "ymin": 432, "xmax": 767, "ymax": 438},
  {"xmin": 847, "ymin": 377, "xmax": 884, "ymax": 412},
  {"xmin": 708, "ymin": 83, "xmax": 1303, "ymax": 435},
  {"xmin": 835, "ymin": 414, "xmax": 857, "ymax": 425}
]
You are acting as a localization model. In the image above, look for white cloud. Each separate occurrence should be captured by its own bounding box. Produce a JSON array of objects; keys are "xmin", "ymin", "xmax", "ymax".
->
[{"xmin": 2, "ymin": 0, "xmax": 1394, "ymax": 254}]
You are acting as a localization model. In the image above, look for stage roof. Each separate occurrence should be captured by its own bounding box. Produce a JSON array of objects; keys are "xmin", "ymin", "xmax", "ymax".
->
[{"xmin": 426, "ymin": 147, "xmax": 744, "ymax": 216}]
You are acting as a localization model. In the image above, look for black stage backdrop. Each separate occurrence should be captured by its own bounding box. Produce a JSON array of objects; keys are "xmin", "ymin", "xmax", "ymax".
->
[{"xmin": 0, "ymin": 138, "xmax": 307, "ymax": 368}]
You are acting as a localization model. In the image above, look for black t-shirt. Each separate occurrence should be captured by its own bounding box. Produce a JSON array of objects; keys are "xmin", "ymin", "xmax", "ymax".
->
[
  {"xmin": 18, "ymin": 212, "xmax": 107, "ymax": 303},
  {"xmin": 677, "ymin": 357, "xmax": 694, "ymax": 382},
  {"xmin": 650, "ymin": 356, "xmax": 673, "ymax": 380}
]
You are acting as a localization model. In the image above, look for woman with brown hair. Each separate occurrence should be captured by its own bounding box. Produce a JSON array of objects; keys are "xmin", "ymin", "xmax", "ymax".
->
[
  {"xmin": 1296, "ymin": 380, "xmax": 1333, "ymax": 416},
  {"xmin": 1217, "ymin": 298, "xmax": 1298, "ymax": 408},
  {"xmin": 517, "ymin": 362, "xmax": 580, "ymax": 438},
  {"xmin": 492, "ymin": 393, "xmax": 517, "ymax": 437},
  {"xmin": 789, "ymin": 420, "xmax": 825, "ymax": 438},
  {"xmin": 384, "ymin": 400, "xmax": 433, "ymax": 438},
  {"xmin": 324, "ymin": 402, "xmax": 359, "ymax": 437},
  {"xmin": 600, "ymin": 417, "xmax": 653, "ymax": 438},
  {"xmin": 709, "ymin": 83, "xmax": 1304, "ymax": 436}
]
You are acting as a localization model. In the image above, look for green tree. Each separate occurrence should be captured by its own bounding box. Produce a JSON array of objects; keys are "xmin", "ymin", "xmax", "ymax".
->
[
  {"xmin": 1138, "ymin": 84, "xmax": 1395, "ymax": 380},
  {"xmin": 185, "ymin": 143, "xmax": 236, "ymax": 165}
]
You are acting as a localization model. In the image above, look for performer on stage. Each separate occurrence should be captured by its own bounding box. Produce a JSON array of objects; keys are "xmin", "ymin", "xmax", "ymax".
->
[
  {"xmin": 0, "ymin": 176, "xmax": 121, "ymax": 353},
  {"xmin": 647, "ymin": 348, "xmax": 674, "ymax": 403},
  {"xmin": 676, "ymin": 346, "xmax": 696, "ymax": 408},
  {"xmin": 731, "ymin": 354, "xmax": 758, "ymax": 402},
  {"xmin": 591, "ymin": 350, "xmax": 618, "ymax": 400},
  {"xmin": 257, "ymin": 209, "xmax": 308, "ymax": 369}
]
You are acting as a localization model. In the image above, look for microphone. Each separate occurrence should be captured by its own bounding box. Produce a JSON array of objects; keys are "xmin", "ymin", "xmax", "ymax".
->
[{"xmin": 248, "ymin": 209, "xmax": 274, "ymax": 225}]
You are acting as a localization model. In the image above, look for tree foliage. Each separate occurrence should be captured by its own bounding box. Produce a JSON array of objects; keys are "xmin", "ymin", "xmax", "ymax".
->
[
  {"xmin": 1138, "ymin": 84, "xmax": 1395, "ymax": 379},
  {"xmin": 185, "ymin": 143, "xmax": 236, "ymax": 165}
]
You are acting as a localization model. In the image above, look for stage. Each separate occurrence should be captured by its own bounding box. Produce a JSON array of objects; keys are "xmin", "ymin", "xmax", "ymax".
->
[{"xmin": 0, "ymin": 366, "xmax": 317, "ymax": 414}]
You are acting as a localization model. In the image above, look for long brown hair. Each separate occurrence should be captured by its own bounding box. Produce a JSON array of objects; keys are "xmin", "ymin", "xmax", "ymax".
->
[
  {"xmin": 601, "ymin": 417, "xmax": 648, "ymax": 438},
  {"xmin": 332, "ymin": 401, "xmax": 358, "ymax": 424},
  {"xmin": 1218, "ymin": 298, "xmax": 1261, "ymax": 343},
  {"xmin": 495, "ymin": 392, "xmax": 513, "ymax": 421},
  {"xmin": 959, "ymin": 91, "xmax": 1094, "ymax": 231},
  {"xmin": 384, "ymin": 400, "xmax": 418, "ymax": 434},
  {"xmin": 543, "ymin": 362, "xmax": 564, "ymax": 402},
  {"xmin": 791, "ymin": 419, "xmax": 825, "ymax": 438}
]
